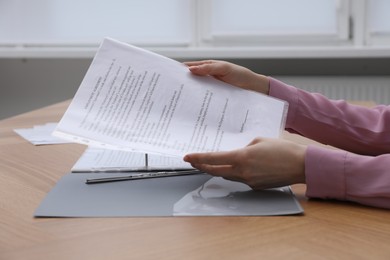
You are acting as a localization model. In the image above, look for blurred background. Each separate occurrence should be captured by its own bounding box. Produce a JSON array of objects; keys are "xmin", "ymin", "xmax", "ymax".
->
[{"xmin": 0, "ymin": 0, "xmax": 389, "ymax": 119}]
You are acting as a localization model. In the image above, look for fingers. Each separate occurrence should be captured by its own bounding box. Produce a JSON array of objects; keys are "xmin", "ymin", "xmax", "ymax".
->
[
  {"xmin": 183, "ymin": 138, "xmax": 265, "ymax": 167},
  {"xmin": 183, "ymin": 150, "xmax": 244, "ymax": 181},
  {"xmin": 184, "ymin": 60, "xmax": 230, "ymax": 77},
  {"xmin": 191, "ymin": 163, "xmax": 236, "ymax": 177},
  {"xmin": 183, "ymin": 60, "xmax": 214, "ymax": 66},
  {"xmin": 183, "ymin": 60, "xmax": 214, "ymax": 75},
  {"xmin": 184, "ymin": 150, "xmax": 238, "ymax": 166}
]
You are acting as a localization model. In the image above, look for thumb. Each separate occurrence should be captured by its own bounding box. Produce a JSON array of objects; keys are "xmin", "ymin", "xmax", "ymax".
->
[{"xmin": 246, "ymin": 137, "xmax": 265, "ymax": 146}]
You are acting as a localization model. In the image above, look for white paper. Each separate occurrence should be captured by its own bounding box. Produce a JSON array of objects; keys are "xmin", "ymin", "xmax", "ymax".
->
[
  {"xmin": 14, "ymin": 123, "xmax": 73, "ymax": 145},
  {"xmin": 72, "ymin": 147, "xmax": 193, "ymax": 172},
  {"xmin": 54, "ymin": 38, "xmax": 288, "ymax": 157}
]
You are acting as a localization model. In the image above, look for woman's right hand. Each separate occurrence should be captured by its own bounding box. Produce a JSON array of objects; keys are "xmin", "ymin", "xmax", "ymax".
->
[{"xmin": 184, "ymin": 60, "xmax": 270, "ymax": 95}]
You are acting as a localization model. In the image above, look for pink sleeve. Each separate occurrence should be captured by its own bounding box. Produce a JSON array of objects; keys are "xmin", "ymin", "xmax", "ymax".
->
[
  {"xmin": 305, "ymin": 146, "xmax": 390, "ymax": 209},
  {"xmin": 269, "ymin": 77, "xmax": 390, "ymax": 209},
  {"xmin": 269, "ymin": 77, "xmax": 390, "ymax": 155}
]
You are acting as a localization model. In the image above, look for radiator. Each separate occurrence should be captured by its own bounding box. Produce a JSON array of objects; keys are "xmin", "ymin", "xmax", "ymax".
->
[{"xmin": 276, "ymin": 76, "xmax": 390, "ymax": 105}]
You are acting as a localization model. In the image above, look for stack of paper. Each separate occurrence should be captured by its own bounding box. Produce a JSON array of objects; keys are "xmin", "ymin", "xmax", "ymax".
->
[
  {"xmin": 34, "ymin": 38, "xmax": 303, "ymax": 218},
  {"xmin": 14, "ymin": 122, "xmax": 73, "ymax": 145},
  {"xmin": 53, "ymin": 38, "xmax": 288, "ymax": 157},
  {"xmin": 71, "ymin": 147, "xmax": 193, "ymax": 173}
]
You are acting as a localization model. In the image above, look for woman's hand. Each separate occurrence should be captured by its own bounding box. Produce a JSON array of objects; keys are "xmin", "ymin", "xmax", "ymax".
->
[
  {"xmin": 184, "ymin": 60, "xmax": 270, "ymax": 95},
  {"xmin": 184, "ymin": 137, "xmax": 307, "ymax": 190}
]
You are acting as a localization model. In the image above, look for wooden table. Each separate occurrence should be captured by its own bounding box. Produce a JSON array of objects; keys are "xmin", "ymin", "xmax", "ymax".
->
[{"xmin": 1, "ymin": 101, "xmax": 389, "ymax": 260}]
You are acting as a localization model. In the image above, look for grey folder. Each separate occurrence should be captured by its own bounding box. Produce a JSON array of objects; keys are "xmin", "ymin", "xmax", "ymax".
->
[{"xmin": 34, "ymin": 173, "xmax": 303, "ymax": 217}]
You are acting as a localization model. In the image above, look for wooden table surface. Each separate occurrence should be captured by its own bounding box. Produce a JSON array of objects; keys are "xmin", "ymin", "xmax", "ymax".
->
[{"xmin": 1, "ymin": 100, "xmax": 389, "ymax": 260}]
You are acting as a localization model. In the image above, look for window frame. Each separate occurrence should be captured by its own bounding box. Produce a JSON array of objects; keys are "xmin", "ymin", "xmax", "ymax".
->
[
  {"xmin": 364, "ymin": 0, "xmax": 390, "ymax": 46},
  {"xmin": 0, "ymin": 0, "xmax": 195, "ymax": 48},
  {"xmin": 197, "ymin": 0, "xmax": 351, "ymax": 47},
  {"xmin": 0, "ymin": 0, "xmax": 390, "ymax": 58}
]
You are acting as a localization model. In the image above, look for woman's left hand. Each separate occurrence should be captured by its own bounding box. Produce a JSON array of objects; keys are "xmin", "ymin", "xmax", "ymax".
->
[{"xmin": 184, "ymin": 137, "xmax": 307, "ymax": 190}]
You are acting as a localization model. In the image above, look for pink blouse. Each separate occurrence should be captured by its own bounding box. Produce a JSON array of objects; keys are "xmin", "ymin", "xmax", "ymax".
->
[{"xmin": 269, "ymin": 77, "xmax": 390, "ymax": 209}]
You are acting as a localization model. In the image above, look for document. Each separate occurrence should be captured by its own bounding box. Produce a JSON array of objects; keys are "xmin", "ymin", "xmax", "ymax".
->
[
  {"xmin": 71, "ymin": 147, "xmax": 193, "ymax": 172},
  {"xmin": 54, "ymin": 38, "xmax": 288, "ymax": 157},
  {"xmin": 14, "ymin": 122, "xmax": 73, "ymax": 145}
]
